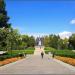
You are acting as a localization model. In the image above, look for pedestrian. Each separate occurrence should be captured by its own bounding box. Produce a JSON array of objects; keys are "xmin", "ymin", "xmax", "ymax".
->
[
  {"xmin": 40, "ymin": 46, "xmax": 41, "ymax": 49},
  {"xmin": 24, "ymin": 53, "xmax": 27, "ymax": 57},
  {"xmin": 41, "ymin": 51, "xmax": 44, "ymax": 59},
  {"xmin": 52, "ymin": 51, "xmax": 55, "ymax": 58}
]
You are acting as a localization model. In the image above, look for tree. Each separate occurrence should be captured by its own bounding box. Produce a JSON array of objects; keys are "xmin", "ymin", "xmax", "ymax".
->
[
  {"xmin": 22, "ymin": 35, "xmax": 29, "ymax": 47},
  {"xmin": 69, "ymin": 34, "xmax": 75, "ymax": 49},
  {"xmin": 44, "ymin": 36, "xmax": 49, "ymax": 47},
  {"xmin": 0, "ymin": 0, "xmax": 10, "ymax": 28},
  {"xmin": 62, "ymin": 38, "xmax": 69, "ymax": 49},
  {"xmin": 21, "ymin": 35, "xmax": 35, "ymax": 48},
  {"xmin": 28, "ymin": 36, "xmax": 35, "ymax": 47},
  {"xmin": 48, "ymin": 35, "xmax": 59, "ymax": 49},
  {"xmin": 0, "ymin": 0, "xmax": 11, "ymax": 51},
  {"xmin": 57, "ymin": 39, "xmax": 63, "ymax": 50},
  {"xmin": 8, "ymin": 28, "xmax": 21, "ymax": 50},
  {"xmin": 58, "ymin": 38, "xmax": 69, "ymax": 50},
  {"xmin": 0, "ymin": 28, "xmax": 9, "ymax": 51}
]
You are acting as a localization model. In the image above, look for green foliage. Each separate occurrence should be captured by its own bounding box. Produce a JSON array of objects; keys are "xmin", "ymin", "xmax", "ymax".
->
[
  {"xmin": 44, "ymin": 35, "xmax": 69, "ymax": 50},
  {"xmin": 0, "ymin": 28, "xmax": 9, "ymax": 51},
  {"xmin": 49, "ymin": 35, "xmax": 59, "ymax": 49},
  {"xmin": 44, "ymin": 47, "xmax": 75, "ymax": 58},
  {"xmin": 44, "ymin": 47, "xmax": 56, "ymax": 51},
  {"xmin": 25, "ymin": 47, "xmax": 35, "ymax": 50},
  {"xmin": 69, "ymin": 34, "xmax": 75, "ymax": 49},
  {"xmin": 0, "ymin": 0, "xmax": 10, "ymax": 28},
  {"xmin": 0, "ymin": 0, "xmax": 11, "ymax": 51},
  {"xmin": 9, "ymin": 50, "xmax": 34, "ymax": 54},
  {"xmin": 22, "ymin": 35, "xmax": 35, "ymax": 48},
  {"xmin": 0, "ymin": 53, "xmax": 19, "ymax": 61},
  {"xmin": 0, "ymin": 49, "xmax": 34, "ymax": 61},
  {"xmin": 44, "ymin": 36, "xmax": 50, "ymax": 47},
  {"xmin": 44, "ymin": 47, "xmax": 56, "ymax": 54},
  {"xmin": 54, "ymin": 50, "xmax": 75, "ymax": 58},
  {"xmin": 44, "ymin": 35, "xmax": 59, "ymax": 49},
  {"xmin": 0, "ymin": 27, "xmax": 35, "ymax": 51},
  {"xmin": 28, "ymin": 36, "xmax": 35, "ymax": 47}
]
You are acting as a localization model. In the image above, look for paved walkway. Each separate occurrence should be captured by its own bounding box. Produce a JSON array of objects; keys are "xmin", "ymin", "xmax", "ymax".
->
[
  {"xmin": 0, "ymin": 47, "xmax": 75, "ymax": 74},
  {"xmin": 34, "ymin": 46, "xmax": 45, "ymax": 55}
]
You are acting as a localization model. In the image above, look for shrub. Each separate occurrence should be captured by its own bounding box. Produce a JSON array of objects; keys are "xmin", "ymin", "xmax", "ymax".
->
[
  {"xmin": 26, "ymin": 47, "xmax": 35, "ymax": 50},
  {"xmin": 44, "ymin": 47, "xmax": 75, "ymax": 58}
]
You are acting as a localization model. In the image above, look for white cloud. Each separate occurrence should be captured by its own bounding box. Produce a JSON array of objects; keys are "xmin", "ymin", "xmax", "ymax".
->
[
  {"xmin": 59, "ymin": 31, "xmax": 72, "ymax": 39},
  {"xmin": 70, "ymin": 19, "xmax": 75, "ymax": 24},
  {"xmin": 22, "ymin": 31, "xmax": 72, "ymax": 39},
  {"xmin": 11, "ymin": 26, "xmax": 73, "ymax": 39},
  {"xmin": 23, "ymin": 33, "xmax": 49, "ymax": 38}
]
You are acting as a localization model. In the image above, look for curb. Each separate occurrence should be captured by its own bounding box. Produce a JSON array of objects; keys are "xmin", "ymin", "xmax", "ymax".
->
[{"xmin": 53, "ymin": 58, "xmax": 75, "ymax": 71}]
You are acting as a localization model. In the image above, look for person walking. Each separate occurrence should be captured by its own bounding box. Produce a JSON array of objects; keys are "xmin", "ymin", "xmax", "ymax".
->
[
  {"xmin": 52, "ymin": 51, "xmax": 55, "ymax": 58},
  {"xmin": 41, "ymin": 51, "xmax": 44, "ymax": 59}
]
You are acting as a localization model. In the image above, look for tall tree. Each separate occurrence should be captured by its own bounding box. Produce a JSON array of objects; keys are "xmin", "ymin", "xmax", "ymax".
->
[
  {"xmin": 0, "ymin": 0, "xmax": 11, "ymax": 51},
  {"xmin": 28, "ymin": 36, "xmax": 35, "ymax": 47},
  {"xmin": 0, "ymin": 0, "xmax": 10, "ymax": 28},
  {"xmin": 44, "ymin": 36, "xmax": 49, "ymax": 47},
  {"xmin": 69, "ymin": 34, "xmax": 75, "ymax": 49},
  {"xmin": 48, "ymin": 35, "xmax": 59, "ymax": 49}
]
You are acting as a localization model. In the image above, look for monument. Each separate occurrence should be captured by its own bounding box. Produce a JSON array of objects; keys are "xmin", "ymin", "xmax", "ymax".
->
[
  {"xmin": 35, "ymin": 37, "xmax": 44, "ymax": 46},
  {"xmin": 38, "ymin": 39, "xmax": 41, "ymax": 46}
]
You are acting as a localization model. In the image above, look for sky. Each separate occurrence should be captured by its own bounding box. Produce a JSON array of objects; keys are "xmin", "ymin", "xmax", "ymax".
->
[{"xmin": 5, "ymin": 0, "xmax": 75, "ymax": 38}]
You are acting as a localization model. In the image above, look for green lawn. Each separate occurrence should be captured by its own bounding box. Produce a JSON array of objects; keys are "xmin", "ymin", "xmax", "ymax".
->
[
  {"xmin": 0, "ymin": 49, "xmax": 35, "ymax": 61},
  {"xmin": 44, "ymin": 47, "xmax": 75, "ymax": 58},
  {"xmin": 8, "ymin": 49, "xmax": 34, "ymax": 55},
  {"xmin": 24, "ymin": 47, "xmax": 35, "ymax": 50}
]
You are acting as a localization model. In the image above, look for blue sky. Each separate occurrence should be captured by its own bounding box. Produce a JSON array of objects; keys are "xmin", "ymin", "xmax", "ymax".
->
[{"xmin": 5, "ymin": 0, "xmax": 75, "ymax": 36}]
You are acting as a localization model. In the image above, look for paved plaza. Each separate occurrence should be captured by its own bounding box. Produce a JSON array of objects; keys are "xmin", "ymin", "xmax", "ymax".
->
[{"xmin": 0, "ymin": 47, "xmax": 75, "ymax": 74}]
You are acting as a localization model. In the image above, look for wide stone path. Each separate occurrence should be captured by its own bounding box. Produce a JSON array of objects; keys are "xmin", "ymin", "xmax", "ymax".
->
[
  {"xmin": 34, "ymin": 46, "xmax": 45, "ymax": 55},
  {"xmin": 0, "ymin": 47, "xmax": 75, "ymax": 74}
]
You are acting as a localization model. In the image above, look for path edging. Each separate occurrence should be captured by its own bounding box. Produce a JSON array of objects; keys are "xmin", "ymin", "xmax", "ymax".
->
[
  {"xmin": 0, "ymin": 58, "xmax": 25, "ymax": 68},
  {"xmin": 53, "ymin": 58, "xmax": 75, "ymax": 71}
]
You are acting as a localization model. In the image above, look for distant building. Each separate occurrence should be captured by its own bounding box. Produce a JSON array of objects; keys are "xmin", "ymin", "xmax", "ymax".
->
[{"xmin": 35, "ymin": 37, "xmax": 44, "ymax": 46}]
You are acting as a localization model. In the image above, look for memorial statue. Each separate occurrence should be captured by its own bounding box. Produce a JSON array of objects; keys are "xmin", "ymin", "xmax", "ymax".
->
[
  {"xmin": 38, "ymin": 40, "xmax": 41, "ymax": 46},
  {"xmin": 38, "ymin": 38, "xmax": 41, "ymax": 49}
]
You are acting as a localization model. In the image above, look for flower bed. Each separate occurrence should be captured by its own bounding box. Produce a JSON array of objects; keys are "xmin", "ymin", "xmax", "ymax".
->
[
  {"xmin": 0, "ymin": 57, "xmax": 22, "ymax": 66},
  {"xmin": 55, "ymin": 56, "xmax": 75, "ymax": 66}
]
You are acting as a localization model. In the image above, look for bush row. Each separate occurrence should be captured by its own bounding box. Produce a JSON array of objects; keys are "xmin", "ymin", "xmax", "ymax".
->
[
  {"xmin": 0, "ymin": 49, "xmax": 34, "ymax": 61},
  {"xmin": 44, "ymin": 47, "xmax": 75, "ymax": 58},
  {"xmin": 0, "ymin": 54, "xmax": 19, "ymax": 61}
]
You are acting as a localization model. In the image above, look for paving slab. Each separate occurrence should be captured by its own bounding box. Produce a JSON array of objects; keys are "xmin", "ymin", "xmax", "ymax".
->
[
  {"xmin": 0, "ymin": 47, "xmax": 75, "ymax": 74},
  {"xmin": 0, "ymin": 55, "xmax": 75, "ymax": 74}
]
